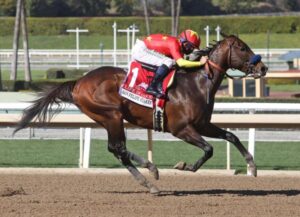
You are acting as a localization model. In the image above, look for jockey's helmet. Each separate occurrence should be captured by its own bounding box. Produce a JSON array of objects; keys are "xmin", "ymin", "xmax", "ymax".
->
[{"xmin": 179, "ymin": 29, "xmax": 201, "ymax": 54}]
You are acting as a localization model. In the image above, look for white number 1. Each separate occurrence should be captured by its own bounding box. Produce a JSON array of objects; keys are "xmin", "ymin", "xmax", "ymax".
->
[{"xmin": 129, "ymin": 67, "xmax": 139, "ymax": 88}]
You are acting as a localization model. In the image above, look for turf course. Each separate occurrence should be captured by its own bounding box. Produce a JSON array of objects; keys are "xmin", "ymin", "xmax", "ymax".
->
[{"xmin": 0, "ymin": 139, "xmax": 299, "ymax": 170}]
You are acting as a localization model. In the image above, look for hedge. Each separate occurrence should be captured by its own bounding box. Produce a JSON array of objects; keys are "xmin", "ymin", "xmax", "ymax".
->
[{"xmin": 0, "ymin": 16, "xmax": 299, "ymax": 36}]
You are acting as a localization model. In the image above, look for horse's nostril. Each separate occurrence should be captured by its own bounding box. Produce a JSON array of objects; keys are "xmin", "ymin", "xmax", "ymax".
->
[{"xmin": 261, "ymin": 66, "xmax": 268, "ymax": 73}]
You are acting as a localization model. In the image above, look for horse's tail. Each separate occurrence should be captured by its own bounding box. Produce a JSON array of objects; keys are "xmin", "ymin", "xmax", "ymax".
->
[{"xmin": 13, "ymin": 80, "xmax": 76, "ymax": 135}]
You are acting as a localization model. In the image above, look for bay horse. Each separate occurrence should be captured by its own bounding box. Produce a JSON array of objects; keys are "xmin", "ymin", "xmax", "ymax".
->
[{"xmin": 14, "ymin": 33, "xmax": 268, "ymax": 194}]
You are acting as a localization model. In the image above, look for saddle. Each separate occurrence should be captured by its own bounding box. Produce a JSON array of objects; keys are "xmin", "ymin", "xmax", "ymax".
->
[{"xmin": 119, "ymin": 61, "xmax": 176, "ymax": 131}]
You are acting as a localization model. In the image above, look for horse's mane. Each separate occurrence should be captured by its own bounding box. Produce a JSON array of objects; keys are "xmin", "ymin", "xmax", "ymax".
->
[
  {"xmin": 194, "ymin": 34, "xmax": 239, "ymax": 58},
  {"xmin": 179, "ymin": 34, "xmax": 239, "ymax": 73},
  {"xmin": 201, "ymin": 40, "xmax": 221, "ymax": 56},
  {"xmin": 177, "ymin": 40, "xmax": 223, "ymax": 74}
]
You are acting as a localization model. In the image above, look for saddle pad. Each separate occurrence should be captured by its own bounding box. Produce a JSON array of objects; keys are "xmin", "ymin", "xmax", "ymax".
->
[{"xmin": 119, "ymin": 61, "xmax": 175, "ymax": 108}]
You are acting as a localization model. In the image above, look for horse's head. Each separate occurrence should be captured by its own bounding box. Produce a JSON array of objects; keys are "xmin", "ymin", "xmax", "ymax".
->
[{"xmin": 210, "ymin": 33, "xmax": 268, "ymax": 79}]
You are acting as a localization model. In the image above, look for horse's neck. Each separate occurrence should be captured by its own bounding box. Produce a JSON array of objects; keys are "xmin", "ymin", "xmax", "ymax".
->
[{"xmin": 174, "ymin": 61, "xmax": 225, "ymax": 103}]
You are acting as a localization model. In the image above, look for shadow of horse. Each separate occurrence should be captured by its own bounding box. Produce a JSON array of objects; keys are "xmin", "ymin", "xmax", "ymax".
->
[
  {"xmin": 158, "ymin": 189, "xmax": 300, "ymax": 197},
  {"xmin": 98, "ymin": 189, "xmax": 300, "ymax": 197}
]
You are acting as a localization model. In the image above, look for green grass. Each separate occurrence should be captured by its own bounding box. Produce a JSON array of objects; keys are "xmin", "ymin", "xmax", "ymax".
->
[
  {"xmin": 267, "ymin": 83, "xmax": 300, "ymax": 92},
  {"xmin": 0, "ymin": 69, "xmax": 46, "ymax": 80},
  {"xmin": 0, "ymin": 33, "xmax": 300, "ymax": 49},
  {"xmin": 0, "ymin": 35, "xmax": 130, "ymax": 49},
  {"xmin": 0, "ymin": 139, "xmax": 79, "ymax": 167},
  {"xmin": 0, "ymin": 139, "xmax": 299, "ymax": 170}
]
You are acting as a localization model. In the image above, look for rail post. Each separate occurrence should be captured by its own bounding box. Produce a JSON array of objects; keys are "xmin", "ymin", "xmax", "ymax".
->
[
  {"xmin": 204, "ymin": 25, "xmax": 210, "ymax": 47},
  {"xmin": 247, "ymin": 109, "xmax": 256, "ymax": 176},
  {"xmin": 66, "ymin": 27, "xmax": 89, "ymax": 69},
  {"xmin": 79, "ymin": 127, "xmax": 91, "ymax": 169},
  {"xmin": 226, "ymin": 128, "xmax": 231, "ymax": 171},
  {"xmin": 112, "ymin": 22, "xmax": 117, "ymax": 66},
  {"xmin": 147, "ymin": 129, "xmax": 153, "ymax": 162}
]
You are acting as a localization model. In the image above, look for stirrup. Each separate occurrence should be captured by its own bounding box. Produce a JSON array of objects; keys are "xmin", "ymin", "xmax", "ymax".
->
[
  {"xmin": 146, "ymin": 87, "xmax": 158, "ymax": 95},
  {"xmin": 146, "ymin": 88, "xmax": 165, "ymax": 99}
]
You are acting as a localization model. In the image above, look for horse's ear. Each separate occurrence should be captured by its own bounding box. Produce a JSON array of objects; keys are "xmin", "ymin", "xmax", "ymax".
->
[{"xmin": 220, "ymin": 32, "xmax": 228, "ymax": 38}]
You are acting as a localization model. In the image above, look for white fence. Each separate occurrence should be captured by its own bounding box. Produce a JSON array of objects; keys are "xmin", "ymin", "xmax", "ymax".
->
[{"xmin": 1, "ymin": 102, "xmax": 300, "ymax": 173}]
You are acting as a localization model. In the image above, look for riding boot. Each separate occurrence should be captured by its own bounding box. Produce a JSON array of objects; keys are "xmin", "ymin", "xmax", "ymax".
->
[{"xmin": 146, "ymin": 64, "xmax": 169, "ymax": 98}]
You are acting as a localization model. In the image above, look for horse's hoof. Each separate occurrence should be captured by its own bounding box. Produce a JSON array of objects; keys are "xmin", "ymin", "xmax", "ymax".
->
[
  {"xmin": 152, "ymin": 168, "xmax": 159, "ymax": 180},
  {"xmin": 184, "ymin": 164, "xmax": 195, "ymax": 172},
  {"xmin": 174, "ymin": 161, "xmax": 186, "ymax": 170},
  {"xmin": 247, "ymin": 164, "xmax": 257, "ymax": 177},
  {"xmin": 149, "ymin": 164, "xmax": 159, "ymax": 180},
  {"xmin": 150, "ymin": 186, "xmax": 160, "ymax": 195}
]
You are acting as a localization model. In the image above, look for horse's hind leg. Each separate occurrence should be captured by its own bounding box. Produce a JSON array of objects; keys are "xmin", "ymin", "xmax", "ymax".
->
[
  {"xmin": 173, "ymin": 125, "xmax": 214, "ymax": 172},
  {"xmin": 200, "ymin": 123, "xmax": 257, "ymax": 177},
  {"xmin": 125, "ymin": 151, "xmax": 159, "ymax": 180},
  {"xmin": 106, "ymin": 118, "xmax": 160, "ymax": 194}
]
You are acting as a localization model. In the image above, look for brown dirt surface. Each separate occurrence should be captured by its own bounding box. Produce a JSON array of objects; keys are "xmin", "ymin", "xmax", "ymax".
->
[{"xmin": 0, "ymin": 170, "xmax": 300, "ymax": 217}]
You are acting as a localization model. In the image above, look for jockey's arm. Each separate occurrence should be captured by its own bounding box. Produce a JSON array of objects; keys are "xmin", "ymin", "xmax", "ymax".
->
[{"xmin": 176, "ymin": 56, "xmax": 207, "ymax": 68}]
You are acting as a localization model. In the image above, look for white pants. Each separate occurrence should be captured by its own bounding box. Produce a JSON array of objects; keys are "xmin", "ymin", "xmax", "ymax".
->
[{"xmin": 131, "ymin": 39, "xmax": 175, "ymax": 68}]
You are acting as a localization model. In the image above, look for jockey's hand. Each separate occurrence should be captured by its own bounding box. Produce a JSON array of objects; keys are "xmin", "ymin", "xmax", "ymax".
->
[{"xmin": 200, "ymin": 56, "xmax": 208, "ymax": 65}]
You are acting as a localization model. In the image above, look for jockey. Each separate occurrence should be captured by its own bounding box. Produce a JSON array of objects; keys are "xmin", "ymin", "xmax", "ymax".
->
[{"xmin": 131, "ymin": 29, "xmax": 208, "ymax": 98}]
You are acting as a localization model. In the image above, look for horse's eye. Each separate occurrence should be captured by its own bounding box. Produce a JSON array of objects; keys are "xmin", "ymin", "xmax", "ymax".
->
[{"xmin": 241, "ymin": 47, "xmax": 246, "ymax": 51}]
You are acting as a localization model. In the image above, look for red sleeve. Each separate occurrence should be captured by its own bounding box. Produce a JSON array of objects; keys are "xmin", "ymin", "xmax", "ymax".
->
[{"xmin": 168, "ymin": 39, "xmax": 183, "ymax": 61}]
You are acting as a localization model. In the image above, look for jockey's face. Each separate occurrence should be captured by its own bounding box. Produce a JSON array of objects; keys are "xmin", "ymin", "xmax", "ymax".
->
[{"xmin": 181, "ymin": 41, "xmax": 195, "ymax": 55}]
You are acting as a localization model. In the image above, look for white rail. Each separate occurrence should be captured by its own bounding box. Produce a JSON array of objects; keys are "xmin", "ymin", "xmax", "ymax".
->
[
  {"xmin": 0, "ymin": 48, "xmax": 297, "ymax": 70},
  {"xmin": 2, "ymin": 102, "xmax": 300, "ymax": 113},
  {"xmin": 214, "ymin": 103, "xmax": 300, "ymax": 112}
]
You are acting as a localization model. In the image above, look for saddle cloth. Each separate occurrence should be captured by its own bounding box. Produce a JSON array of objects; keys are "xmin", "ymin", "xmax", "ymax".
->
[{"xmin": 119, "ymin": 61, "xmax": 175, "ymax": 108}]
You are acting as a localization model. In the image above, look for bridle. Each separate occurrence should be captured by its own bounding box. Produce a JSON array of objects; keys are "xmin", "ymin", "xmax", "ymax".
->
[
  {"xmin": 204, "ymin": 37, "xmax": 261, "ymax": 79},
  {"xmin": 201, "ymin": 36, "xmax": 263, "ymax": 105}
]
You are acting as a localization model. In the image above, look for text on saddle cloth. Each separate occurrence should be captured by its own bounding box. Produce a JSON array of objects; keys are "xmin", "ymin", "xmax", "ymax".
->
[{"xmin": 119, "ymin": 61, "xmax": 175, "ymax": 108}]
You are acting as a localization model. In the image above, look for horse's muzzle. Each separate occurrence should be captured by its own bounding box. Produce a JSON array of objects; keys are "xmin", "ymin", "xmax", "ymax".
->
[
  {"xmin": 260, "ymin": 65, "xmax": 268, "ymax": 76},
  {"xmin": 249, "ymin": 62, "xmax": 268, "ymax": 79}
]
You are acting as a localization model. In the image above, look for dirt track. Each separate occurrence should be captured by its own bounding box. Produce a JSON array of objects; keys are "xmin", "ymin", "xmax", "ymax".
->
[{"xmin": 0, "ymin": 170, "xmax": 299, "ymax": 217}]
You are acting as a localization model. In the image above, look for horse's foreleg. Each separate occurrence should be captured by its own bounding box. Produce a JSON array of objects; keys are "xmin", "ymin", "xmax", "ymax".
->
[
  {"xmin": 106, "ymin": 119, "xmax": 160, "ymax": 194},
  {"xmin": 200, "ymin": 123, "xmax": 257, "ymax": 177},
  {"xmin": 173, "ymin": 125, "xmax": 213, "ymax": 172}
]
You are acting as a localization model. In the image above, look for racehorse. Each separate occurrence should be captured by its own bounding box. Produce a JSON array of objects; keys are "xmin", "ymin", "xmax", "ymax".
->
[{"xmin": 14, "ymin": 33, "xmax": 268, "ymax": 194}]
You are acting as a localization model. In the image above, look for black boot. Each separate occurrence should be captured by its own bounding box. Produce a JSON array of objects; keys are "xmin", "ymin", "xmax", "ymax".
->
[
  {"xmin": 146, "ymin": 64, "xmax": 169, "ymax": 98},
  {"xmin": 146, "ymin": 77, "xmax": 161, "ymax": 97}
]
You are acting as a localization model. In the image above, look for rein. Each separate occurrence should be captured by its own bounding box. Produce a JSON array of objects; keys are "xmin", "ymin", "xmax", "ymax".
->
[
  {"xmin": 204, "ymin": 59, "xmax": 227, "ymax": 79},
  {"xmin": 205, "ymin": 59, "xmax": 246, "ymax": 80},
  {"xmin": 205, "ymin": 60, "xmax": 225, "ymax": 74},
  {"xmin": 203, "ymin": 60, "xmax": 226, "ymax": 105}
]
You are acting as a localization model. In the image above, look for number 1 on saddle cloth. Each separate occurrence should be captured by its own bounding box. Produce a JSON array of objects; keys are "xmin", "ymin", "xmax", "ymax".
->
[{"xmin": 119, "ymin": 61, "xmax": 175, "ymax": 109}]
